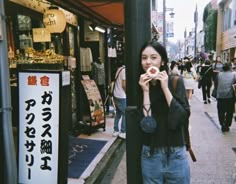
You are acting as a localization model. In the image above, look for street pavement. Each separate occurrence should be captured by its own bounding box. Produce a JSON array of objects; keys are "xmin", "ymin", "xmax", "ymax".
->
[{"xmin": 110, "ymin": 82, "xmax": 236, "ymax": 184}]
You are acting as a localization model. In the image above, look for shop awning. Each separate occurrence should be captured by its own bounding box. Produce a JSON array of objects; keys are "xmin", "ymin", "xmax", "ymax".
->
[{"xmin": 49, "ymin": 0, "xmax": 124, "ymax": 28}]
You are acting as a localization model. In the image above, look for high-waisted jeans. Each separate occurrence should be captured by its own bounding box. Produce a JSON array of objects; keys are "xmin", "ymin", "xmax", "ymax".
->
[
  {"xmin": 113, "ymin": 97, "xmax": 126, "ymax": 133},
  {"xmin": 141, "ymin": 145, "xmax": 190, "ymax": 184}
]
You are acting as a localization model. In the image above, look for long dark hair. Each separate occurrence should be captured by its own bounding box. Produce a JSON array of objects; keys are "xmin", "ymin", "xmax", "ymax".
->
[
  {"xmin": 184, "ymin": 61, "xmax": 192, "ymax": 72},
  {"xmin": 137, "ymin": 41, "xmax": 169, "ymax": 111},
  {"xmin": 139, "ymin": 41, "xmax": 169, "ymax": 74}
]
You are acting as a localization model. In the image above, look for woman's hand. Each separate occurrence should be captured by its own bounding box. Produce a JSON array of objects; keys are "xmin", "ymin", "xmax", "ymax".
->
[
  {"xmin": 156, "ymin": 71, "xmax": 173, "ymax": 106},
  {"xmin": 139, "ymin": 73, "xmax": 152, "ymax": 92},
  {"xmin": 156, "ymin": 71, "xmax": 169, "ymax": 90}
]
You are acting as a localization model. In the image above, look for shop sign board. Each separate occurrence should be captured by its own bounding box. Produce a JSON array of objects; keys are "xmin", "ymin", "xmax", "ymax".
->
[
  {"xmin": 81, "ymin": 80, "xmax": 105, "ymax": 126},
  {"xmin": 18, "ymin": 72, "xmax": 60, "ymax": 184},
  {"xmin": 32, "ymin": 28, "xmax": 51, "ymax": 42},
  {"xmin": 166, "ymin": 21, "xmax": 174, "ymax": 38}
]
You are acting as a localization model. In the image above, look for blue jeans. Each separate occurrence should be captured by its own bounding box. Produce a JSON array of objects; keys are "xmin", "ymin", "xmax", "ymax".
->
[
  {"xmin": 113, "ymin": 97, "xmax": 126, "ymax": 133},
  {"xmin": 141, "ymin": 145, "xmax": 190, "ymax": 184}
]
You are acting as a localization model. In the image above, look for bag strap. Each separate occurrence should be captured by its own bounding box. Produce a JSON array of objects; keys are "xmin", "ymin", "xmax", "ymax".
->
[
  {"xmin": 172, "ymin": 76, "xmax": 178, "ymax": 93},
  {"xmin": 171, "ymin": 76, "xmax": 197, "ymax": 162},
  {"xmin": 202, "ymin": 66, "xmax": 211, "ymax": 78},
  {"xmin": 112, "ymin": 66, "xmax": 125, "ymax": 94}
]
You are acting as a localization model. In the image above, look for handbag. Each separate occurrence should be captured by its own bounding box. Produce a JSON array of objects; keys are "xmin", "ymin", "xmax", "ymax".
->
[
  {"xmin": 211, "ymin": 87, "xmax": 217, "ymax": 98},
  {"xmin": 198, "ymin": 77, "xmax": 202, "ymax": 89},
  {"xmin": 140, "ymin": 116, "xmax": 157, "ymax": 133},
  {"xmin": 140, "ymin": 106, "xmax": 157, "ymax": 133}
]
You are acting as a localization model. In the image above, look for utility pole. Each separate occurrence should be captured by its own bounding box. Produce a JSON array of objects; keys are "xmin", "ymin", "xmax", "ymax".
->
[
  {"xmin": 163, "ymin": 0, "xmax": 166, "ymax": 48},
  {"xmin": 194, "ymin": 5, "xmax": 198, "ymax": 60},
  {"xmin": 184, "ymin": 28, "xmax": 187, "ymax": 56},
  {"xmin": 0, "ymin": 0, "xmax": 17, "ymax": 183}
]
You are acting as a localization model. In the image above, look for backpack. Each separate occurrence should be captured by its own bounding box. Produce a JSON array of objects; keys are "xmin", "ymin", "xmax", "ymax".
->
[{"xmin": 172, "ymin": 76, "xmax": 197, "ymax": 162}]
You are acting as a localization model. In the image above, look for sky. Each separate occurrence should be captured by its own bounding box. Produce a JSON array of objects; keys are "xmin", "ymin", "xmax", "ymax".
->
[{"xmin": 159, "ymin": 0, "xmax": 212, "ymax": 43}]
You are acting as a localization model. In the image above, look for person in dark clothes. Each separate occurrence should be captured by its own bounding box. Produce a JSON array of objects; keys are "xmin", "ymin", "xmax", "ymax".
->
[
  {"xmin": 216, "ymin": 62, "xmax": 236, "ymax": 132},
  {"xmin": 199, "ymin": 60, "xmax": 214, "ymax": 104}
]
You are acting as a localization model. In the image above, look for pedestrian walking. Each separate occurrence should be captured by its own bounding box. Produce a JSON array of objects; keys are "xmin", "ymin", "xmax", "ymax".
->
[
  {"xmin": 231, "ymin": 57, "xmax": 236, "ymax": 71},
  {"xmin": 216, "ymin": 62, "xmax": 236, "ymax": 132},
  {"xmin": 112, "ymin": 61, "xmax": 126, "ymax": 139},
  {"xmin": 138, "ymin": 41, "xmax": 191, "ymax": 184},
  {"xmin": 182, "ymin": 58, "xmax": 197, "ymax": 105},
  {"xmin": 169, "ymin": 60, "xmax": 180, "ymax": 76},
  {"xmin": 199, "ymin": 60, "xmax": 214, "ymax": 104},
  {"xmin": 212, "ymin": 56, "xmax": 223, "ymax": 82}
]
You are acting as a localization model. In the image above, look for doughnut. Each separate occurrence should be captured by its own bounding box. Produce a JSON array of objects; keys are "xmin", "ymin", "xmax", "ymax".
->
[{"xmin": 147, "ymin": 66, "xmax": 159, "ymax": 78}]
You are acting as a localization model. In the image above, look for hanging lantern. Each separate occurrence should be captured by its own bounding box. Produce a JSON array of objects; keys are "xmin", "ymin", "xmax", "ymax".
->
[{"xmin": 43, "ymin": 6, "xmax": 66, "ymax": 33}]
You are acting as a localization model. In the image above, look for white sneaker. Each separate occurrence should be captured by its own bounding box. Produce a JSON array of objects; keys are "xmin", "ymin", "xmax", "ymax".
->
[
  {"xmin": 112, "ymin": 131, "xmax": 119, "ymax": 137},
  {"xmin": 119, "ymin": 133, "xmax": 126, "ymax": 139}
]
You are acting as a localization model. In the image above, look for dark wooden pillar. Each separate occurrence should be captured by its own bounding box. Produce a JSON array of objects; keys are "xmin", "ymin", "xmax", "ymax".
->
[{"xmin": 124, "ymin": 0, "xmax": 151, "ymax": 183}]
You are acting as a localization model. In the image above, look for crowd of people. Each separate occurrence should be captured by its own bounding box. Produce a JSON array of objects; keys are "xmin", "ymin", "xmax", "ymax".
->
[{"xmin": 169, "ymin": 54, "xmax": 236, "ymax": 133}]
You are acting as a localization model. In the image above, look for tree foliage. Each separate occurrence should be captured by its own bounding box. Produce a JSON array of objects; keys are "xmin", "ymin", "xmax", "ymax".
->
[{"xmin": 203, "ymin": 3, "xmax": 217, "ymax": 52}]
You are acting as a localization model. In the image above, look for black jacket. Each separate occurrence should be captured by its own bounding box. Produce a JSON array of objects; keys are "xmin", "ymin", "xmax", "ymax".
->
[
  {"xmin": 139, "ymin": 76, "xmax": 190, "ymax": 147},
  {"xmin": 200, "ymin": 65, "xmax": 213, "ymax": 85}
]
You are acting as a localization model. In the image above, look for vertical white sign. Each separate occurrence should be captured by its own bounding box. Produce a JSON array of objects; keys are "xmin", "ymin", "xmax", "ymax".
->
[
  {"xmin": 18, "ymin": 72, "xmax": 60, "ymax": 184},
  {"xmin": 166, "ymin": 21, "xmax": 174, "ymax": 37}
]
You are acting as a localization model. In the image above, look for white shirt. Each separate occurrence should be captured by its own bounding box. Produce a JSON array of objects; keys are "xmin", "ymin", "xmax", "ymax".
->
[{"xmin": 114, "ymin": 66, "xmax": 126, "ymax": 98}]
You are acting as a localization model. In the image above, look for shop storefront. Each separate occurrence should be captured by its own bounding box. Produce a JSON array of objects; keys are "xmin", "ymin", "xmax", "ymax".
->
[
  {"xmin": 5, "ymin": 0, "xmax": 123, "ymax": 134},
  {"xmin": 5, "ymin": 0, "xmax": 79, "ymax": 130},
  {"xmin": 216, "ymin": 0, "xmax": 236, "ymax": 63},
  {"xmin": 1, "ymin": 0, "xmax": 126, "ymax": 182}
]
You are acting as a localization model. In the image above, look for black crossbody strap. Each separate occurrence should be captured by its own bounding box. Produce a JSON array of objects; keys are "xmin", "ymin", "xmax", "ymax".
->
[{"xmin": 202, "ymin": 66, "xmax": 211, "ymax": 78}]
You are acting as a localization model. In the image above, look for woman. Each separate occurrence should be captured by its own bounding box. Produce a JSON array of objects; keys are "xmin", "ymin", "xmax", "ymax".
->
[
  {"xmin": 212, "ymin": 56, "xmax": 223, "ymax": 82},
  {"xmin": 216, "ymin": 62, "xmax": 236, "ymax": 132},
  {"xmin": 199, "ymin": 60, "xmax": 213, "ymax": 104},
  {"xmin": 138, "ymin": 41, "xmax": 191, "ymax": 183},
  {"xmin": 182, "ymin": 59, "xmax": 197, "ymax": 104},
  {"xmin": 169, "ymin": 60, "xmax": 180, "ymax": 76},
  {"xmin": 112, "ymin": 61, "xmax": 126, "ymax": 139}
]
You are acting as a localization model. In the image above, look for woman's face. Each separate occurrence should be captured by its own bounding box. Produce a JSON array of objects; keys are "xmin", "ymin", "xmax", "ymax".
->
[{"xmin": 141, "ymin": 46, "xmax": 162, "ymax": 72}]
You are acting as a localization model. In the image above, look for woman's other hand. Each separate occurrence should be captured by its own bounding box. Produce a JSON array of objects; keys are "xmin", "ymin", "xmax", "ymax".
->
[
  {"xmin": 156, "ymin": 71, "xmax": 169, "ymax": 90},
  {"xmin": 139, "ymin": 73, "xmax": 152, "ymax": 92}
]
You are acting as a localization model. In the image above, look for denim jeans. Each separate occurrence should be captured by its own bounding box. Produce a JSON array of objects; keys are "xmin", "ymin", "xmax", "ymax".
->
[
  {"xmin": 113, "ymin": 97, "xmax": 126, "ymax": 133},
  {"xmin": 141, "ymin": 145, "xmax": 190, "ymax": 184}
]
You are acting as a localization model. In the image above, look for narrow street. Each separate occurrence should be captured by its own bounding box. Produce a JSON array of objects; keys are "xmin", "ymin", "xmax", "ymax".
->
[{"xmin": 103, "ymin": 83, "xmax": 236, "ymax": 184}]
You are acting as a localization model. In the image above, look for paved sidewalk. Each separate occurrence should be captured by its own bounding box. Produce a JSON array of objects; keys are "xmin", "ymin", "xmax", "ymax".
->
[{"xmin": 67, "ymin": 115, "xmax": 122, "ymax": 184}]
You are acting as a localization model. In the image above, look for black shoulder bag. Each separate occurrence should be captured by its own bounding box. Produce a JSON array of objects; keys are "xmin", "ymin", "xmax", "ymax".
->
[{"xmin": 172, "ymin": 76, "xmax": 197, "ymax": 162}]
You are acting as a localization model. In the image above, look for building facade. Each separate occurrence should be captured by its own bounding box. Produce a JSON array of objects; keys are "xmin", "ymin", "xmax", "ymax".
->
[{"xmin": 216, "ymin": 0, "xmax": 236, "ymax": 62}]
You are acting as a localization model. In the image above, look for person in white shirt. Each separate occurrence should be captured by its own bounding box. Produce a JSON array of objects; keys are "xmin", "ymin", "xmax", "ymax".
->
[
  {"xmin": 182, "ymin": 59, "xmax": 197, "ymax": 104},
  {"xmin": 112, "ymin": 62, "xmax": 126, "ymax": 139}
]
